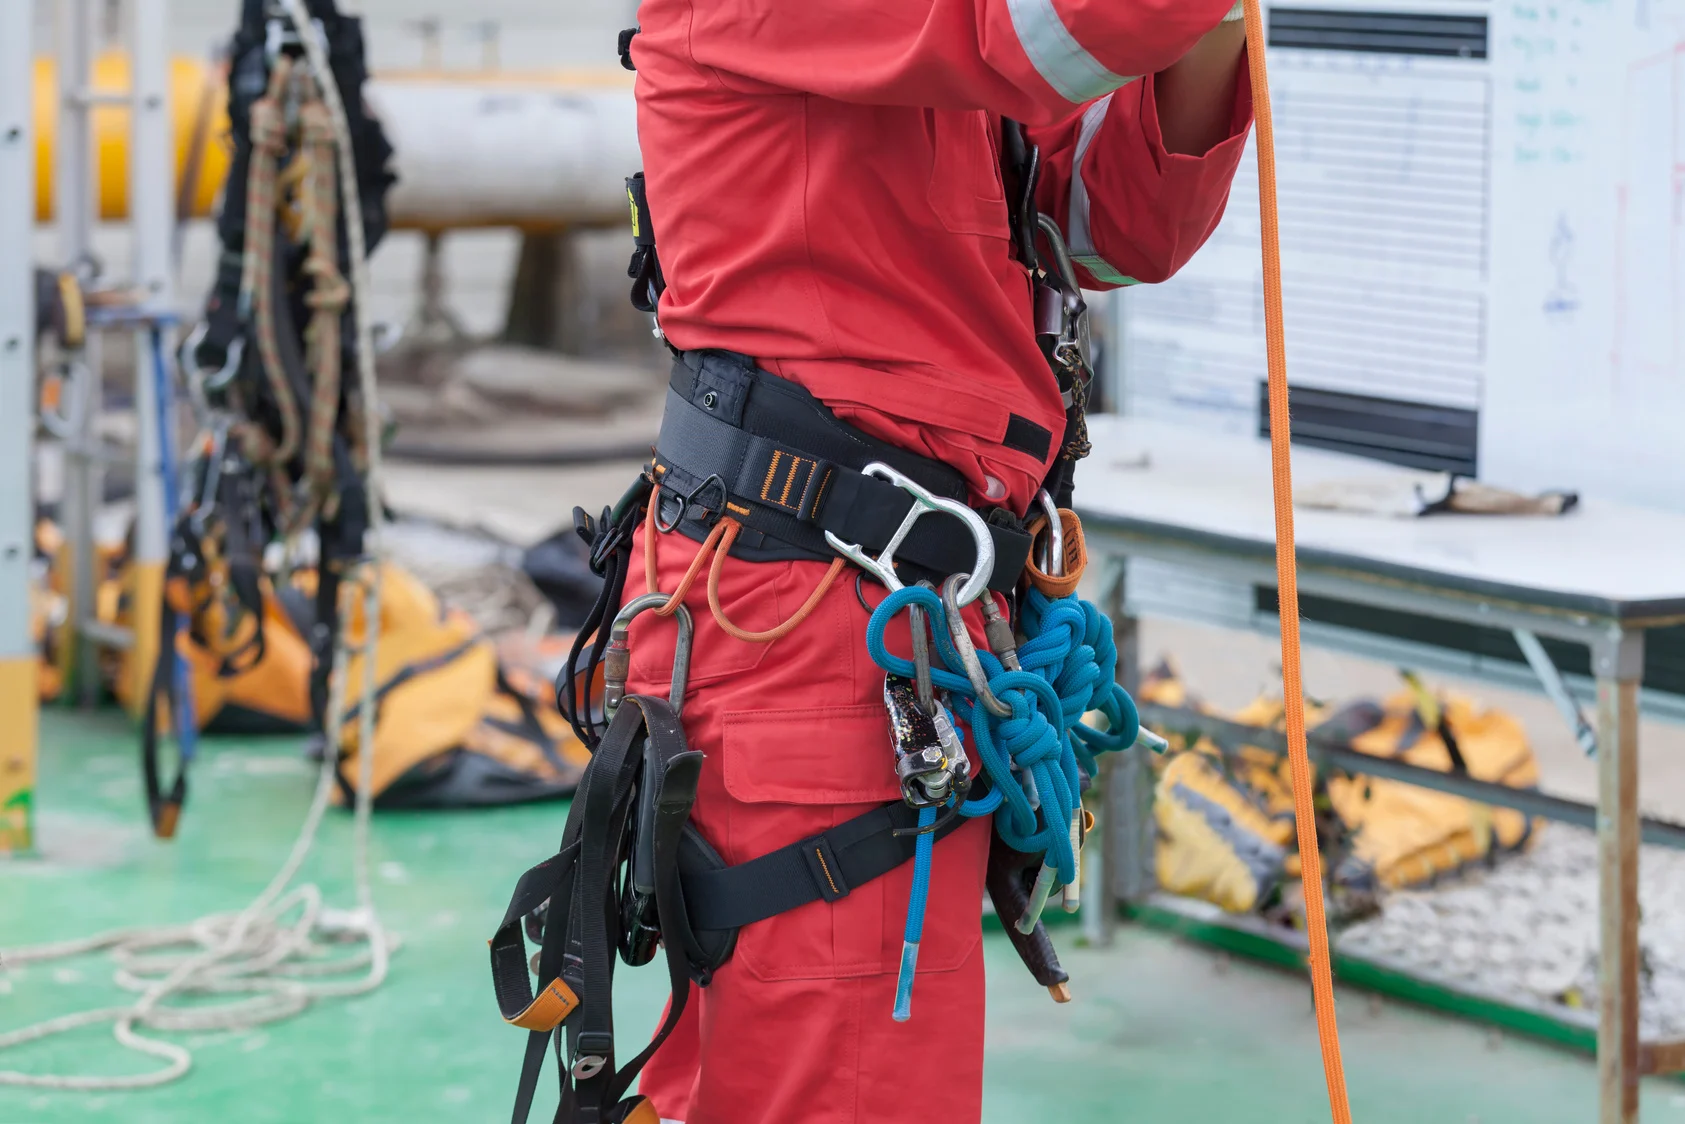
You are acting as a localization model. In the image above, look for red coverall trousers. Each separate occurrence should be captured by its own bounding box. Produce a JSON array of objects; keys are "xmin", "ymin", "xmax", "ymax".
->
[{"xmin": 623, "ymin": 523, "xmax": 993, "ymax": 1124}]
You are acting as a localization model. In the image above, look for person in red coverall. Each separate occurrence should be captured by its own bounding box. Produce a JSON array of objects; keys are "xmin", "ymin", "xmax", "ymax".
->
[{"xmin": 621, "ymin": 2, "xmax": 1254, "ymax": 1121}]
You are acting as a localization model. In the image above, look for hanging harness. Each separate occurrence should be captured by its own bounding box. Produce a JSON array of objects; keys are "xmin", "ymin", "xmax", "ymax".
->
[{"xmin": 159, "ymin": 0, "xmax": 394, "ymax": 837}]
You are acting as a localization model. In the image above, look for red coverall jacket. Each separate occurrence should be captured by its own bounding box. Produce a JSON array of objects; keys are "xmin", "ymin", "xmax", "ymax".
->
[{"xmin": 624, "ymin": 2, "xmax": 1253, "ymax": 1121}]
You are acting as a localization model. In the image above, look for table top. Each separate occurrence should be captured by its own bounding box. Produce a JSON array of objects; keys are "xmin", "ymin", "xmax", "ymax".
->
[{"xmin": 1073, "ymin": 415, "xmax": 1685, "ymax": 622}]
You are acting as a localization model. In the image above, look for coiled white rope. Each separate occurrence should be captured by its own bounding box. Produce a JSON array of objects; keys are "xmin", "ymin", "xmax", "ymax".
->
[{"xmin": 0, "ymin": 1, "xmax": 391, "ymax": 1090}]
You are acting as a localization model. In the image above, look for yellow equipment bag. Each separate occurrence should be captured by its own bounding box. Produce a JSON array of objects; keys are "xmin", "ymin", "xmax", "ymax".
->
[
  {"xmin": 1141, "ymin": 664, "xmax": 1543, "ymax": 913},
  {"xmin": 1331, "ymin": 679, "xmax": 1541, "ymax": 890},
  {"xmin": 328, "ymin": 564, "xmax": 589, "ymax": 809},
  {"xmin": 105, "ymin": 551, "xmax": 587, "ymax": 811}
]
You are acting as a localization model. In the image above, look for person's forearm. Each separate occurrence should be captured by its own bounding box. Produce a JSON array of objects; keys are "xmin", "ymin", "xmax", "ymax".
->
[{"xmin": 1152, "ymin": 19, "xmax": 1247, "ymax": 157}]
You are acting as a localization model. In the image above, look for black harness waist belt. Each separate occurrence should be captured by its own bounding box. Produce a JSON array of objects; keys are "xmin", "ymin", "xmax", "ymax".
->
[{"xmin": 653, "ymin": 350, "xmax": 1033, "ymax": 593}]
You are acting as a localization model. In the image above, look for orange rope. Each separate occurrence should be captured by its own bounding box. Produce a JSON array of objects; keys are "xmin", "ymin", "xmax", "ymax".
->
[
  {"xmin": 1243, "ymin": 2, "xmax": 1354, "ymax": 1120},
  {"xmin": 642, "ymin": 486, "xmax": 846, "ymax": 640},
  {"xmin": 706, "ymin": 521, "xmax": 848, "ymax": 643},
  {"xmin": 643, "ymin": 488, "xmax": 733, "ymax": 617}
]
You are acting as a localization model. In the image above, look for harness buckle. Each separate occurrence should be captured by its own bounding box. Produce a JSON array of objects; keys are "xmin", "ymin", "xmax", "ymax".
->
[
  {"xmin": 824, "ymin": 462, "xmax": 995, "ymax": 605},
  {"xmin": 653, "ymin": 472, "xmax": 725, "ymax": 534}
]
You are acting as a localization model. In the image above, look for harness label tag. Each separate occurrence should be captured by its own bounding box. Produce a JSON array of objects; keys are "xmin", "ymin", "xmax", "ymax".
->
[{"xmin": 505, "ymin": 977, "xmax": 581, "ymax": 1032}]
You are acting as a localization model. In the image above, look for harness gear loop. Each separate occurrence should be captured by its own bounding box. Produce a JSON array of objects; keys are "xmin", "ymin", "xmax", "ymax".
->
[
  {"xmin": 640, "ymin": 485, "xmax": 850, "ymax": 644},
  {"xmin": 642, "ymin": 488, "xmax": 729, "ymax": 616},
  {"xmin": 705, "ymin": 521, "xmax": 848, "ymax": 644},
  {"xmin": 1244, "ymin": 0, "xmax": 1355, "ymax": 1115}
]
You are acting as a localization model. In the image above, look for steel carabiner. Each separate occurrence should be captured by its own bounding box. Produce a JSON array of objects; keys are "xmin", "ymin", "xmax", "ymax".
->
[
  {"xmin": 1034, "ymin": 214, "xmax": 1094, "ymax": 386},
  {"xmin": 941, "ymin": 574, "xmax": 1014, "ymax": 719},
  {"xmin": 602, "ymin": 592, "xmax": 694, "ymax": 722},
  {"xmin": 825, "ymin": 462, "xmax": 995, "ymax": 605},
  {"xmin": 1034, "ymin": 489, "xmax": 1064, "ymax": 578}
]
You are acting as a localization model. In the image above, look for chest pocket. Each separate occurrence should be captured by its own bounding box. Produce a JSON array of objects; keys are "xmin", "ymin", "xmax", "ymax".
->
[{"xmin": 925, "ymin": 109, "xmax": 1009, "ymax": 240}]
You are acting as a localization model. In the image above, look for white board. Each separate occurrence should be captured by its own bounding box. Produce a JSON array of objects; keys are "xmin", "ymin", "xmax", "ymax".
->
[{"xmin": 1118, "ymin": 0, "xmax": 1685, "ymax": 509}]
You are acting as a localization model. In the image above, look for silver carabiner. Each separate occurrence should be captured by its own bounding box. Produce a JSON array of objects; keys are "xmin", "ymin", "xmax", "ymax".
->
[
  {"xmin": 941, "ymin": 574, "xmax": 1013, "ymax": 719},
  {"xmin": 181, "ymin": 321, "xmax": 246, "ymax": 394},
  {"xmin": 1035, "ymin": 489, "xmax": 1064, "ymax": 578},
  {"xmin": 1034, "ymin": 214, "xmax": 1094, "ymax": 388},
  {"xmin": 824, "ymin": 462, "xmax": 995, "ymax": 605},
  {"xmin": 603, "ymin": 592, "xmax": 693, "ymax": 722}
]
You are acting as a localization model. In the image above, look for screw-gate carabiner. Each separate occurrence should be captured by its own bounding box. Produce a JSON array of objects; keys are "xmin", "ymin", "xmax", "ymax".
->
[
  {"xmin": 603, "ymin": 592, "xmax": 693, "ymax": 722},
  {"xmin": 825, "ymin": 462, "xmax": 995, "ymax": 605},
  {"xmin": 1034, "ymin": 214, "xmax": 1094, "ymax": 393}
]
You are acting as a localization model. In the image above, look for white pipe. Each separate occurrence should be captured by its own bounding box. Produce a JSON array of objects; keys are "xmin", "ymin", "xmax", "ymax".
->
[
  {"xmin": 365, "ymin": 80, "xmax": 640, "ymax": 229},
  {"xmin": 130, "ymin": 0, "xmax": 171, "ymax": 566}
]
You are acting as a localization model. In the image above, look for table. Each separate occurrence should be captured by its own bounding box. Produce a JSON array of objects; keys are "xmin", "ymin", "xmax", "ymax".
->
[{"xmin": 1075, "ymin": 414, "xmax": 1685, "ymax": 1124}]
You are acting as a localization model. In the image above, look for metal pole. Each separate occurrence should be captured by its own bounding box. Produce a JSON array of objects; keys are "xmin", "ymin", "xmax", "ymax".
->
[
  {"xmin": 125, "ymin": 0, "xmax": 174, "ymax": 717},
  {"xmin": 1, "ymin": 0, "xmax": 38, "ymax": 854},
  {"xmin": 1595, "ymin": 628, "xmax": 1645, "ymax": 1124},
  {"xmin": 1095, "ymin": 555, "xmax": 1149, "ymax": 946},
  {"xmin": 56, "ymin": 0, "xmax": 103, "ymax": 705}
]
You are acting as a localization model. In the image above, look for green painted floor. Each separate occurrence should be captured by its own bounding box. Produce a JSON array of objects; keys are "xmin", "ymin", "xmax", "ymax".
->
[{"xmin": 4, "ymin": 713, "xmax": 1683, "ymax": 1124}]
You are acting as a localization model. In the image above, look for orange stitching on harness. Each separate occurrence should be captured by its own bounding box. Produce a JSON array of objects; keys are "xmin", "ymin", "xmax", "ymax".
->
[
  {"xmin": 811, "ymin": 468, "xmax": 831, "ymax": 513},
  {"xmin": 779, "ymin": 456, "xmax": 802, "ymax": 506},
  {"xmin": 763, "ymin": 450, "xmax": 782, "ymax": 501},
  {"xmin": 726, "ymin": 501, "xmax": 752, "ymax": 516},
  {"xmin": 814, "ymin": 848, "xmax": 839, "ymax": 895}
]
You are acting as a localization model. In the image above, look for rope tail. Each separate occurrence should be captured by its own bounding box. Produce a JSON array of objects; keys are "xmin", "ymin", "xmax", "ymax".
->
[
  {"xmin": 893, "ymin": 804, "xmax": 939, "ymax": 1022},
  {"xmin": 1244, "ymin": 0, "xmax": 1355, "ymax": 1118}
]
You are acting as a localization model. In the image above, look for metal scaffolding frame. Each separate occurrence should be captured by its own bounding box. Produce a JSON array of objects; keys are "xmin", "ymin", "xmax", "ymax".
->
[
  {"xmin": 52, "ymin": 0, "xmax": 176, "ymax": 712},
  {"xmin": 1, "ymin": 0, "xmax": 39, "ymax": 854}
]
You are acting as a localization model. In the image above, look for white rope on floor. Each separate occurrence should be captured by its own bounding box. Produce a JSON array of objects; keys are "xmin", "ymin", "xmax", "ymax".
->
[{"xmin": 0, "ymin": 1, "xmax": 392, "ymax": 1090}]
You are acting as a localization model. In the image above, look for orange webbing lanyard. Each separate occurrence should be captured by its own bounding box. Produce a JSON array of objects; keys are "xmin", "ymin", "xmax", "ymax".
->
[{"xmin": 1243, "ymin": 0, "xmax": 1355, "ymax": 1119}]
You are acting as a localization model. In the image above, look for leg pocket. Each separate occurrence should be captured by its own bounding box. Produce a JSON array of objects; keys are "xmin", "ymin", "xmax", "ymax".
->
[{"xmin": 720, "ymin": 705, "xmax": 987, "ymax": 983}]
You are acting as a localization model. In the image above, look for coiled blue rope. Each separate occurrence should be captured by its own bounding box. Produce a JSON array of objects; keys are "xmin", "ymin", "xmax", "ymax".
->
[{"xmin": 866, "ymin": 583, "xmax": 1142, "ymax": 1017}]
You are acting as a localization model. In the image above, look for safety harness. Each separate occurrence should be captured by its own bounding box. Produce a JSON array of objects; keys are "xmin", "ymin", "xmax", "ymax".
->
[
  {"xmin": 516, "ymin": 11, "xmax": 1362, "ymax": 1124},
  {"xmin": 493, "ymin": 28, "xmax": 1157, "ymax": 1124},
  {"xmin": 160, "ymin": 0, "xmax": 394, "ymax": 837}
]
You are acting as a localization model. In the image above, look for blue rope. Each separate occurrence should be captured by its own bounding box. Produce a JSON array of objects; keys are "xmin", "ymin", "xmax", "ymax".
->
[
  {"xmin": 865, "ymin": 582, "xmax": 1144, "ymax": 1018},
  {"xmin": 892, "ymin": 804, "xmax": 937, "ymax": 1022}
]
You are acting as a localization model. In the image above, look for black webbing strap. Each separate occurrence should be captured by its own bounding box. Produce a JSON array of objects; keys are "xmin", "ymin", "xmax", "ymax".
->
[
  {"xmin": 492, "ymin": 697, "xmax": 699, "ymax": 1124},
  {"xmin": 654, "ymin": 352, "xmax": 1033, "ymax": 590},
  {"xmin": 681, "ymin": 797, "xmax": 972, "ymax": 934},
  {"xmin": 141, "ymin": 592, "xmax": 189, "ymax": 840},
  {"xmin": 625, "ymin": 173, "xmax": 663, "ymax": 314}
]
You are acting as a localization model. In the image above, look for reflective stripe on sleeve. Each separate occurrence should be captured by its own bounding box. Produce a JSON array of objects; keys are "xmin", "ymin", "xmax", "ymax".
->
[
  {"xmin": 1066, "ymin": 93, "xmax": 1140, "ymax": 286},
  {"xmin": 1006, "ymin": 0, "xmax": 1137, "ymax": 103}
]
